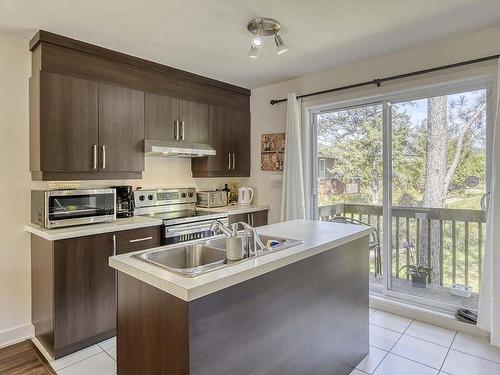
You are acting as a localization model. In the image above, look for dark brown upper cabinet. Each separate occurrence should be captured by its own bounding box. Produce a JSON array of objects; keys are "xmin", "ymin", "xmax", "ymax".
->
[
  {"xmin": 30, "ymin": 74, "xmax": 145, "ymax": 180},
  {"xmin": 145, "ymin": 94, "xmax": 209, "ymax": 144},
  {"xmin": 192, "ymin": 105, "xmax": 250, "ymax": 177},
  {"xmin": 98, "ymin": 83, "xmax": 145, "ymax": 172},
  {"xmin": 145, "ymin": 93, "xmax": 179, "ymax": 142},
  {"xmin": 179, "ymin": 100, "xmax": 209, "ymax": 144},
  {"xmin": 29, "ymin": 31, "xmax": 250, "ymax": 180},
  {"xmin": 34, "ymin": 71, "xmax": 99, "ymax": 173}
]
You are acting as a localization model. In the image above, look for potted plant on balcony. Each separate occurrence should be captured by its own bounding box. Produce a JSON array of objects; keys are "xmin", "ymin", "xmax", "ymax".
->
[{"xmin": 399, "ymin": 264, "xmax": 432, "ymax": 288}]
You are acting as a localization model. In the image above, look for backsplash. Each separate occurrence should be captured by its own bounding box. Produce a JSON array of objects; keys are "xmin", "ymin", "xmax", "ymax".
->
[{"xmin": 30, "ymin": 157, "xmax": 253, "ymax": 201}]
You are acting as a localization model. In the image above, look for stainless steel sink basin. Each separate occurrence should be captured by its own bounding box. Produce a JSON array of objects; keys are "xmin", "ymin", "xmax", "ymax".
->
[
  {"xmin": 134, "ymin": 235, "xmax": 304, "ymax": 278},
  {"xmin": 134, "ymin": 243, "xmax": 226, "ymax": 277},
  {"xmin": 206, "ymin": 235, "xmax": 303, "ymax": 255}
]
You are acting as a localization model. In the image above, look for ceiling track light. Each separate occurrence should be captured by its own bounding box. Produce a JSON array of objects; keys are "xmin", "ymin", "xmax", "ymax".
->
[
  {"xmin": 246, "ymin": 17, "xmax": 288, "ymax": 58},
  {"xmin": 274, "ymin": 34, "xmax": 288, "ymax": 55},
  {"xmin": 248, "ymin": 45, "xmax": 259, "ymax": 58}
]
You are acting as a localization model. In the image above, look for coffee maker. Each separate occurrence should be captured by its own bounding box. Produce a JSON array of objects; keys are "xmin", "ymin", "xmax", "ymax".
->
[{"xmin": 112, "ymin": 186, "xmax": 134, "ymax": 218}]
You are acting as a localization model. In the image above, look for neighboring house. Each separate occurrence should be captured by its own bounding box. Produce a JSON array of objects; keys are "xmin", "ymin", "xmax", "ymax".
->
[
  {"xmin": 318, "ymin": 154, "xmax": 361, "ymax": 196},
  {"xmin": 318, "ymin": 155, "xmax": 336, "ymax": 180}
]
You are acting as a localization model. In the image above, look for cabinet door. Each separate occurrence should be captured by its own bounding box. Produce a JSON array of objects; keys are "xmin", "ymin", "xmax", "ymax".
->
[
  {"xmin": 99, "ymin": 83, "xmax": 145, "ymax": 172},
  {"xmin": 179, "ymin": 100, "xmax": 209, "ymax": 144},
  {"xmin": 251, "ymin": 210, "xmax": 269, "ymax": 227},
  {"xmin": 194, "ymin": 105, "xmax": 232, "ymax": 175},
  {"xmin": 115, "ymin": 226, "xmax": 162, "ymax": 255},
  {"xmin": 39, "ymin": 72, "xmax": 98, "ymax": 172},
  {"xmin": 53, "ymin": 233, "xmax": 116, "ymax": 351},
  {"xmin": 145, "ymin": 93, "xmax": 179, "ymax": 141},
  {"xmin": 230, "ymin": 109, "xmax": 251, "ymax": 177}
]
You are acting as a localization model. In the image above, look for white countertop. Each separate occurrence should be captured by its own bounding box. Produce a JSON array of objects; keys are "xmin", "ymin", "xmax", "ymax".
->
[
  {"xmin": 109, "ymin": 220, "xmax": 371, "ymax": 302},
  {"xmin": 196, "ymin": 204, "xmax": 270, "ymax": 215},
  {"xmin": 25, "ymin": 216, "xmax": 163, "ymax": 241}
]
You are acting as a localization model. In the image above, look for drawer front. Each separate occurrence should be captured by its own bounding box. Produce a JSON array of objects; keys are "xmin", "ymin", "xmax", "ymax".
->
[
  {"xmin": 228, "ymin": 210, "xmax": 268, "ymax": 227},
  {"xmin": 115, "ymin": 226, "xmax": 161, "ymax": 255},
  {"xmin": 228, "ymin": 213, "xmax": 249, "ymax": 226},
  {"xmin": 251, "ymin": 210, "xmax": 269, "ymax": 227}
]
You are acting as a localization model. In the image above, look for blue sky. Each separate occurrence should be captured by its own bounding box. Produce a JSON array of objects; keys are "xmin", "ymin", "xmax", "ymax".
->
[{"xmin": 395, "ymin": 89, "xmax": 486, "ymax": 128}]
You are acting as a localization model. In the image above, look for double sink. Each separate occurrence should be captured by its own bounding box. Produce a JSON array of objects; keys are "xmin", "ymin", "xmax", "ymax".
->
[{"xmin": 134, "ymin": 234, "xmax": 303, "ymax": 277}]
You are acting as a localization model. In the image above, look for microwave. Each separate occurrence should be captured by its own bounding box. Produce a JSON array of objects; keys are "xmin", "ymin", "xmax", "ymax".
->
[{"xmin": 31, "ymin": 189, "xmax": 116, "ymax": 229}]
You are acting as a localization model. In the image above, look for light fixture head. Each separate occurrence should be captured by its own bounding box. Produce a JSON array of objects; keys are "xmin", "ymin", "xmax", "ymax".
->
[
  {"xmin": 251, "ymin": 37, "xmax": 263, "ymax": 48},
  {"xmin": 248, "ymin": 45, "xmax": 259, "ymax": 59},
  {"xmin": 246, "ymin": 17, "xmax": 288, "ymax": 58},
  {"xmin": 274, "ymin": 34, "xmax": 288, "ymax": 55}
]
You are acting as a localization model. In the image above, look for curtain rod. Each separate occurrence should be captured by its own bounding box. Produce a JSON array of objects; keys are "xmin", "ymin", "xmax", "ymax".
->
[{"xmin": 269, "ymin": 54, "xmax": 500, "ymax": 105}]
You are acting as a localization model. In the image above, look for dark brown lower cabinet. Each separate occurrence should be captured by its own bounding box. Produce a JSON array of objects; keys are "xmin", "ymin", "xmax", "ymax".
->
[
  {"xmin": 53, "ymin": 234, "xmax": 116, "ymax": 356},
  {"xmin": 228, "ymin": 210, "xmax": 268, "ymax": 227},
  {"xmin": 31, "ymin": 226, "xmax": 161, "ymax": 359},
  {"xmin": 115, "ymin": 226, "xmax": 162, "ymax": 254}
]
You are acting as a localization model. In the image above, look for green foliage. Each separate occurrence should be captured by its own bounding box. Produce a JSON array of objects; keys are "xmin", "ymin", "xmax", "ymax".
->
[
  {"xmin": 399, "ymin": 264, "xmax": 432, "ymax": 278},
  {"xmin": 317, "ymin": 92, "xmax": 486, "ymax": 209}
]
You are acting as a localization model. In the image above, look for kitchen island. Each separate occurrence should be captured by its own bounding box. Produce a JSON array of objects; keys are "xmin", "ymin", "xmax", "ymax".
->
[{"xmin": 109, "ymin": 219, "xmax": 371, "ymax": 375}]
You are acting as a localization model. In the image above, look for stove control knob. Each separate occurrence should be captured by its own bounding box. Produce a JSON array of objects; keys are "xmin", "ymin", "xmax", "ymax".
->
[
  {"xmin": 181, "ymin": 193, "xmax": 187, "ymax": 198},
  {"xmin": 188, "ymin": 192, "xmax": 194, "ymax": 198},
  {"xmin": 139, "ymin": 195, "xmax": 145, "ymax": 201},
  {"xmin": 148, "ymin": 194, "xmax": 154, "ymax": 200}
]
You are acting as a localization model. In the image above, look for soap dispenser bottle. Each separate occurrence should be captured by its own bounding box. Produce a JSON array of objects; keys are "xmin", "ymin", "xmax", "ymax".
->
[{"xmin": 225, "ymin": 223, "xmax": 244, "ymax": 261}]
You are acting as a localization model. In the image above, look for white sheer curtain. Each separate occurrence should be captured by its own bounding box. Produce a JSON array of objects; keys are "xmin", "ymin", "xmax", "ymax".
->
[
  {"xmin": 478, "ymin": 59, "xmax": 500, "ymax": 347},
  {"xmin": 281, "ymin": 93, "xmax": 310, "ymax": 221}
]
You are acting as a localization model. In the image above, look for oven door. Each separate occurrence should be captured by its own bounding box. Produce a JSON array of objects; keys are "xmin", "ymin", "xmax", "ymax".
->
[
  {"xmin": 46, "ymin": 189, "xmax": 116, "ymax": 228},
  {"xmin": 164, "ymin": 219, "xmax": 228, "ymax": 245}
]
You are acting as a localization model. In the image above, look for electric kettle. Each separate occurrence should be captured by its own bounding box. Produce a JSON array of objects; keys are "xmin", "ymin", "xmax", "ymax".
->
[{"xmin": 238, "ymin": 187, "xmax": 254, "ymax": 205}]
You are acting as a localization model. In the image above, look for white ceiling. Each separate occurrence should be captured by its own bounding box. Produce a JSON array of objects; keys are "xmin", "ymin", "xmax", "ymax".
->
[{"xmin": 1, "ymin": 0, "xmax": 500, "ymax": 88}]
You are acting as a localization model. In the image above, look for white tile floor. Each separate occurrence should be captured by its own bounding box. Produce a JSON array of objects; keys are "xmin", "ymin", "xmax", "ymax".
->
[
  {"xmin": 353, "ymin": 308, "xmax": 500, "ymax": 375},
  {"xmin": 40, "ymin": 309, "xmax": 500, "ymax": 375}
]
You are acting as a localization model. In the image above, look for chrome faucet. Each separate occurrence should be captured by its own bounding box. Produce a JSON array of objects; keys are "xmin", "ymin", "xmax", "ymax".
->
[
  {"xmin": 209, "ymin": 219, "xmax": 265, "ymax": 259},
  {"xmin": 238, "ymin": 221, "xmax": 266, "ymax": 257},
  {"xmin": 209, "ymin": 219, "xmax": 232, "ymax": 237}
]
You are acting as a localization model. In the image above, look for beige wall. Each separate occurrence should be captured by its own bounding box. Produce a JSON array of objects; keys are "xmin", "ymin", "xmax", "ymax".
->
[
  {"xmin": 250, "ymin": 25, "xmax": 500, "ymax": 224},
  {"xmin": 0, "ymin": 34, "xmax": 32, "ymax": 346}
]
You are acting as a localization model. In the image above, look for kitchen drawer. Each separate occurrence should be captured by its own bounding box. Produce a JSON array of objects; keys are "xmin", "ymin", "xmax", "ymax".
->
[{"xmin": 115, "ymin": 226, "xmax": 162, "ymax": 255}]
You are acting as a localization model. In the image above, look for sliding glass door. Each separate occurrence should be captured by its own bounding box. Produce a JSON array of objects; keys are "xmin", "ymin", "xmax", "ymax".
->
[
  {"xmin": 314, "ymin": 83, "xmax": 491, "ymax": 312},
  {"xmin": 389, "ymin": 89, "xmax": 488, "ymax": 310},
  {"xmin": 315, "ymin": 102, "xmax": 384, "ymax": 289}
]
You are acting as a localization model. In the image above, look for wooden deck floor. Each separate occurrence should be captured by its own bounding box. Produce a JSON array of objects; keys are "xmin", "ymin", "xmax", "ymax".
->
[{"xmin": 0, "ymin": 340, "xmax": 55, "ymax": 375}]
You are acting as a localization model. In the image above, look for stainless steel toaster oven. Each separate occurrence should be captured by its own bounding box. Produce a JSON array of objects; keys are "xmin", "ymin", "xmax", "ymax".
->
[
  {"xmin": 196, "ymin": 191, "xmax": 228, "ymax": 208},
  {"xmin": 31, "ymin": 189, "xmax": 116, "ymax": 229}
]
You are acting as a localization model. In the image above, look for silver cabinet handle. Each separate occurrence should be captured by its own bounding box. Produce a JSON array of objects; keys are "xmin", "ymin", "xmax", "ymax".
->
[
  {"xmin": 232, "ymin": 152, "xmax": 236, "ymax": 170},
  {"xmin": 174, "ymin": 120, "xmax": 179, "ymax": 140},
  {"xmin": 228, "ymin": 153, "xmax": 231, "ymax": 170},
  {"xmin": 480, "ymin": 192, "xmax": 490, "ymax": 212},
  {"xmin": 129, "ymin": 236, "xmax": 153, "ymax": 243},
  {"xmin": 251, "ymin": 213, "xmax": 254, "ymax": 226},
  {"xmin": 93, "ymin": 144, "xmax": 97, "ymax": 170},
  {"xmin": 181, "ymin": 120, "xmax": 185, "ymax": 141},
  {"xmin": 177, "ymin": 120, "xmax": 181, "ymax": 141},
  {"xmin": 112, "ymin": 234, "xmax": 116, "ymax": 256},
  {"xmin": 247, "ymin": 214, "xmax": 251, "ymax": 225},
  {"xmin": 101, "ymin": 145, "xmax": 106, "ymax": 169}
]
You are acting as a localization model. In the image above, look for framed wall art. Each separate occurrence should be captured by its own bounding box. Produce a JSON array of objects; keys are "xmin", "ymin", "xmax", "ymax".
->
[{"xmin": 261, "ymin": 133, "xmax": 285, "ymax": 172}]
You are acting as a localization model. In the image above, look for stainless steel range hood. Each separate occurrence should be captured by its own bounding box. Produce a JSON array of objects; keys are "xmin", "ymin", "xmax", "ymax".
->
[{"xmin": 144, "ymin": 139, "xmax": 216, "ymax": 158}]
